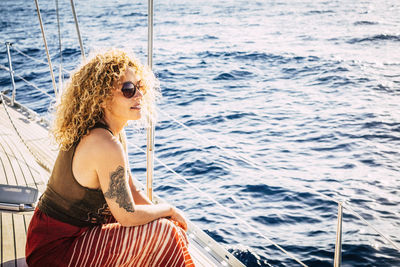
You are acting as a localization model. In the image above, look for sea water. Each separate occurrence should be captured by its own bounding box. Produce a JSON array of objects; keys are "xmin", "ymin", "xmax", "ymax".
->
[{"xmin": 0, "ymin": 0, "xmax": 399, "ymax": 266}]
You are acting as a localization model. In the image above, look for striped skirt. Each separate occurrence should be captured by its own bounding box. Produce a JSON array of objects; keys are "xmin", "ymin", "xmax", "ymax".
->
[{"xmin": 26, "ymin": 209, "xmax": 194, "ymax": 267}]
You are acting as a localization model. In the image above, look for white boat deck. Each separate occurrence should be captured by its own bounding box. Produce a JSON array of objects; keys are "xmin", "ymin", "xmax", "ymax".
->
[{"xmin": 0, "ymin": 95, "xmax": 244, "ymax": 266}]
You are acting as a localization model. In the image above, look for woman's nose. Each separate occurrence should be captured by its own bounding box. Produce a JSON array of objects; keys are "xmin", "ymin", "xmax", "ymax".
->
[{"xmin": 134, "ymin": 89, "xmax": 143, "ymax": 100}]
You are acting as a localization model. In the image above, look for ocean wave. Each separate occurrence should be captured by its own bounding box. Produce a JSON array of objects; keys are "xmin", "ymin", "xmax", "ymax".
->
[
  {"xmin": 311, "ymin": 75, "xmax": 354, "ymax": 87},
  {"xmin": 354, "ymin": 20, "xmax": 379, "ymax": 26},
  {"xmin": 305, "ymin": 10, "xmax": 334, "ymax": 15},
  {"xmin": 158, "ymin": 147, "xmax": 202, "ymax": 158},
  {"xmin": 197, "ymin": 51, "xmax": 322, "ymax": 71},
  {"xmin": 176, "ymin": 159, "xmax": 229, "ymax": 177},
  {"xmin": 254, "ymin": 214, "xmax": 321, "ymax": 225},
  {"xmin": 213, "ymin": 70, "xmax": 254, "ymax": 80},
  {"xmin": 361, "ymin": 121, "xmax": 400, "ymax": 129},
  {"xmin": 373, "ymin": 83, "xmax": 399, "ymax": 94},
  {"xmin": 310, "ymin": 143, "xmax": 352, "ymax": 152},
  {"xmin": 332, "ymin": 163, "xmax": 356, "ymax": 169},
  {"xmin": 122, "ymin": 12, "xmax": 147, "ymax": 17},
  {"xmin": 241, "ymin": 184, "xmax": 285, "ymax": 196},
  {"xmin": 176, "ymin": 96, "xmax": 206, "ymax": 106},
  {"xmin": 342, "ymin": 243, "xmax": 400, "ymax": 267},
  {"xmin": 197, "ymin": 51, "xmax": 272, "ymax": 61},
  {"xmin": 230, "ymin": 246, "xmax": 270, "ymax": 267},
  {"xmin": 184, "ymin": 115, "xmax": 225, "ymax": 126},
  {"xmin": 156, "ymin": 69, "xmax": 180, "ymax": 79},
  {"xmin": 203, "ymin": 34, "xmax": 218, "ymax": 40},
  {"xmin": 213, "ymin": 72, "xmax": 235, "ymax": 80},
  {"xmin": 155, "ymin": 184, "xmax": 183, "ymax": 193},
  {"xmin": 348, "ymin": 34, "xmax": 400, "ymax": 44}
]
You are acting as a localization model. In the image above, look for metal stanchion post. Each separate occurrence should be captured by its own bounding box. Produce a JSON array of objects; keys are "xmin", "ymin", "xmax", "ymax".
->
[
  {"xmin": 334, "ymin": 202, "xmax": 343, "ymax": 267},
  {"xmin": 5, "ymin": 42, "xmax": 17, "ymax": 106}
]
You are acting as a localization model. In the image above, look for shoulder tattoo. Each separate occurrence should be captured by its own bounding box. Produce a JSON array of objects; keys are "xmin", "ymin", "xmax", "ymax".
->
[{"xmin": 104, "ymin": 165, "xmax": 135, "ymax": 213}]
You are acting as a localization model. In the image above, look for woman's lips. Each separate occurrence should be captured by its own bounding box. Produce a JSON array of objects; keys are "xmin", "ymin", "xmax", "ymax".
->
[{"xmin": 131, "ymin": 106, "xmax": 141, "ymax": 110}]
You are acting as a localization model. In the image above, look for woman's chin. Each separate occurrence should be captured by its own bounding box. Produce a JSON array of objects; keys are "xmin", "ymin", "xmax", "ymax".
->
[
  {"xmin": 129, "ymin": 113, "xmax": 141, "ymax": 121},
  {"xmin": 128, "ymin": 108, "xmax": 142, "ymax": 120}
]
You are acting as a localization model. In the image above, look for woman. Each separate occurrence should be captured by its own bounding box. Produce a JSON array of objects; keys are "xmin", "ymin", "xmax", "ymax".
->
[{"xmin": 26, "ymin": 48, "xmax": 194, "ymax": 267}]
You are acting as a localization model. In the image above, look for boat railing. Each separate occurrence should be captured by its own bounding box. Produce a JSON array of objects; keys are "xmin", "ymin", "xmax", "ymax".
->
[
  {"xmin": 1, "ymin": 42, "xmax": 400, "ymax": 267},
  {"xmin": 155, "ymin": 106, "xmax": 400, "ymax": 251}
]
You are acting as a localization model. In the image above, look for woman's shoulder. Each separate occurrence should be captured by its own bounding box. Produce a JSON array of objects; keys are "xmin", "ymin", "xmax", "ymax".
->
[{"xmin": 79, "ymin": 128, "xmax": 124, "ymax": 158}]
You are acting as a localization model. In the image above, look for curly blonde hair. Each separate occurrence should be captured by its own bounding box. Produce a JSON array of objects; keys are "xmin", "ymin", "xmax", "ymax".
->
[{"xmin": 52, "ymin": 48, "xmax": 159, "ymax": 150}]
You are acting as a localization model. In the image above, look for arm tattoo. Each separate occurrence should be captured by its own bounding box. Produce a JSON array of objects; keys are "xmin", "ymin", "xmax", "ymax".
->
[{"xmin": 104, "ymin": 165, "xmax": 135, "ymax": 212}]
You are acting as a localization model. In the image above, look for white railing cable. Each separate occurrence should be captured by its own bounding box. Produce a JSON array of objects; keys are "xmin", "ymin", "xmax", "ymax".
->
[
  {"xmin": 12, "ymin": 46, "xmax": 48, "ymax": 66},
  {"xmin": 158, "ymin": 107, "xmax": 340, "ymax": 205},
  {"xmin": 0, "ymin": 63, "xmax": 55, "ymax": 100},
  {"xmin": 0, "ymin": 63, "xmax": 54, "ymax": 99},
  {"xmin": 127, "ymin": 139, "xmax": 308, "ymax": 267},
  {"xmin": 12, "ymin": 45, "xmax": 70, "ymax": 73},
  {"xmin": 0, "ymin": 63, "xmax": 9, "ymax": 72},
  {"xmin": 34, "ymin": 0, "xmax": 58, "ymax": 98},
  {"xmin": 157, "ymin": 107, "xmax": 400, "ymax": 253},
  {"xmin": 15, "ymin": 73, "xmax": 54, "ymax": 99},
  {"xmin": 342, "ymin": 201, "xmax": 400, "ymax": 251}
]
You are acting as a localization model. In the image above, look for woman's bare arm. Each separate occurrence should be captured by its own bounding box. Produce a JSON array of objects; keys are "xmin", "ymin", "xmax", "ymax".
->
[
  {"xmin": 120, "ymin": 130, "xmax": 153, "ymax": 205},
  {"xmin": 128, "ymin": 174, "xmax": 153, "ymax": 205},
  {"xmin": 93, "ymin": 133, "xmax": 174, "ymax": 227}
]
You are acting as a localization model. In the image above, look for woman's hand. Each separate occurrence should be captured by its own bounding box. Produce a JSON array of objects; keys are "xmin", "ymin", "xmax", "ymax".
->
[{"xmin": 168, "ymin": 207, "xmax": 188, "ymax": 231}]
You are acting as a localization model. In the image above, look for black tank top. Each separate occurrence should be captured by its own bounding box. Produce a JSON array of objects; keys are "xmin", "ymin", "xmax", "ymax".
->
[{"xmin": 38, "ymin": 122, "xmax": 115, "ymax": 227}]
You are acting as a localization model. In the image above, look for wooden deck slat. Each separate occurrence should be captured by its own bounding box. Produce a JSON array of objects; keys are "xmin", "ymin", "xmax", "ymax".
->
[
  {"xmin": 1, "ymin": 143, "xmax": 24, "ymax": 187},
  {"xmin": 0, "ymin": 104, "xmax": 57, "ymax": 170},
  {"xmin": 23, "ymin": 215, "xmax": 32, "ymax": 235},
  {"xmin": 0, "ymin": 214, "xmax": 2, "ymax": 265},
  {"xmin": 0, "ymin": 123, "xmax": 47, "ymax": 193},
  {"xmin": 0, "ymin": 104, "xmax": 50, "ymax": 190},
  {"xmin": 12, "ymin": 215, "xmax": 26, "ymax": 261},
  {"xmin": 0, "ymin": 143, "xmax": 14, "ymax": 186},
  {"xmin": 0, "ymin": 130, "xmax": 40, "ymax": 264},
  {"xmin": 0, "ymin": 151, "xmax": 9, "ymax": 185},
  {"xmin": 1, "ymin": 213, "xmax": 16, "ymax": 265}
]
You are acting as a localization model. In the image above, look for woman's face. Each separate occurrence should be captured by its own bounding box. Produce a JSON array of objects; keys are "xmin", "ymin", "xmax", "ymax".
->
[{"xmin": 105, "ymin": 67, "xmax": 143, "ymax": 122}]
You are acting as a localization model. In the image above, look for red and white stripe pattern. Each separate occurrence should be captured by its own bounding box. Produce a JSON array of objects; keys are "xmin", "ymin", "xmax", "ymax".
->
[{"xmin": 66, "ymin": 218, "xmax": 194, "ymax": 267}]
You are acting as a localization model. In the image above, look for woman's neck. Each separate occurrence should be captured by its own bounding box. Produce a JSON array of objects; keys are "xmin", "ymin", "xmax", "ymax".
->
[{"xmin": 101, "ymin": 116, "xmax": 126, "ymax": 136}]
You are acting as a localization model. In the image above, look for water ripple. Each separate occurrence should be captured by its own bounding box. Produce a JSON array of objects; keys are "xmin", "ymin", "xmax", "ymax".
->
[{"xmin": 348, "ymin": 34, "xmax": 400, "ymax": 44}]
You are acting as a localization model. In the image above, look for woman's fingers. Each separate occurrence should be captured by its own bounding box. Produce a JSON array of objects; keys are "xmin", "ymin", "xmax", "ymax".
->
[{"xmin": 170, "ymin": 207, "xmax": 188, "ymax": 231}]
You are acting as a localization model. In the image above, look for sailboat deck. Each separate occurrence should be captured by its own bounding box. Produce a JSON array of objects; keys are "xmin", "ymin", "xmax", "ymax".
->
[
  {"xmin": 0, "ymin": 96, "xmax": 244, "ymax": 267},
  {"xmin": 0, "ymin": 98, "xmax": 50, "ymax": 266}
]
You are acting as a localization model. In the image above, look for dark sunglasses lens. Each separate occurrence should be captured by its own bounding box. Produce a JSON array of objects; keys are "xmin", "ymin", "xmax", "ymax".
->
[{"xmin": 121, "ymin": 82, "xmax": 136, "ymax": 98}]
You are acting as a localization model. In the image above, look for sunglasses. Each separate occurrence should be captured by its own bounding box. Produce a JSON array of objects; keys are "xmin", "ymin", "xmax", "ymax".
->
[{"xmin": 121, "ymin": 81, "xmax": 141, "ymax": 98}]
